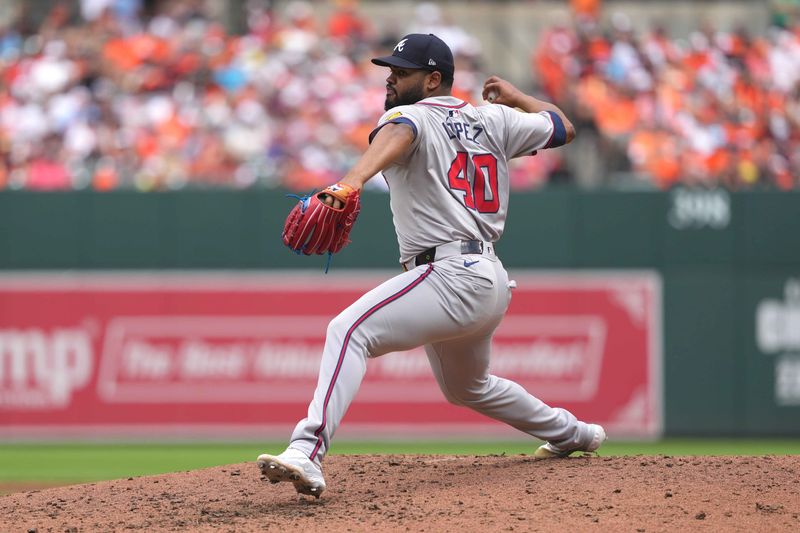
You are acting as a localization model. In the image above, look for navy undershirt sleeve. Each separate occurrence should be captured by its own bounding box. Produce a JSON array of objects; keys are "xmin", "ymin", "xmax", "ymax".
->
[
  {"xmin": 544, "ymin": 111, "xmax": 567, "ymax": 148},
  {"xmin": 368, "ymin": 117, "xmax": 418, "ymax": 144}
]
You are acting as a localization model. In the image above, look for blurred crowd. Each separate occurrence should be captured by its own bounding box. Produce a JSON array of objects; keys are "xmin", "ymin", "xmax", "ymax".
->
[
  {"xmin": 537, "ymin": 3, "xmax": 800, "ymax": 189},
  {"xmin": 0, "ymin": 0, "xmax": 490, "ymax": 191},
  {"xmin": 0, "ymin": 0, "xmax": 798, "ymax": 191}
]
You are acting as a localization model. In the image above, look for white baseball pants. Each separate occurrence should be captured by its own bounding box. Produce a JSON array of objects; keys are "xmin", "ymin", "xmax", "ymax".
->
[{"xmin": 288, "ymin": 254, "xmax": 595, "ymax": 462}]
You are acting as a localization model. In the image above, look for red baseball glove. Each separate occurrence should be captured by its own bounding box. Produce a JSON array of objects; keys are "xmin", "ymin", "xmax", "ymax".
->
[{"xmin": 282, "ymin": 183, "xmax": 361, "ymax": 255}]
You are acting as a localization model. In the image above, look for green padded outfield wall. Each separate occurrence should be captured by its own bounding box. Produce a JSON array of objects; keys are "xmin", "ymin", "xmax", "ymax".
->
[{"xmin": 1, "ymin": 189, "xmax": 799, "ymax": 436}]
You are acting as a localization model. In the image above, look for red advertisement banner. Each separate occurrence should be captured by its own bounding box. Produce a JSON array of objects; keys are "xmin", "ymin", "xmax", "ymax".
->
[{"xmin": 0, "ymin": 272, "xmax": 661, "ymax": 439}]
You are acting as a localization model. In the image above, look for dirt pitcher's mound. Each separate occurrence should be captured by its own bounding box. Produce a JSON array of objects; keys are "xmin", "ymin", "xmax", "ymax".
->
[{"xmin": 2, "ymin": 454, "xmax": 799, "ymax": 532}]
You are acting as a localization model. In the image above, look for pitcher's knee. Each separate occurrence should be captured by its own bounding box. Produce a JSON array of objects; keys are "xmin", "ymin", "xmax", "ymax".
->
[
  {"xmin": 443, "ymin": 383, "xmax": 490, "ymax": 406},
  {"xmin": 326, "ymin": 311, "xmax": 371, "ymax": 356},
  {"xmin": 440, "ymin": 390, "xmax": 464, "ymax": 406},
  {"xmin": 326, "ymin": 312, "xmax": 351, "ymax": 342}
]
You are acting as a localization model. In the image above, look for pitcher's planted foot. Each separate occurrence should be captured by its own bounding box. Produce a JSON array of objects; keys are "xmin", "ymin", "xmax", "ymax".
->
[
  {"xmin": 534, "ymin": 424, "xmax": 607, "ymax": 459},
  {"xmin": 257, "ymin": 448, "xmax": 326, "ymax": 498}
]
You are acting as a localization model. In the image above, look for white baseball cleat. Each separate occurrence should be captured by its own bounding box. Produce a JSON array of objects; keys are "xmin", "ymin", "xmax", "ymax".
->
[
  {"xmin": 533, "ymin": 424, "xmax": 607, "ymax": 459},
  {"xmin": 257, "ymin": 448, "xmax": 326, "ymax": 498}
]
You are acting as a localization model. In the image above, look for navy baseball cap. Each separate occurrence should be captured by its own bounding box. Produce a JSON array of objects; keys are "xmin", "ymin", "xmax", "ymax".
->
[{"xmin": 372, "ymin": 33, "xmax": 454, "ymax": 78}]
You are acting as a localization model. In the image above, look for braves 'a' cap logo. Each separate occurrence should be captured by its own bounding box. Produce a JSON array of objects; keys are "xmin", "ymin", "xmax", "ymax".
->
[{"xmin": 394, "ymin": 38, "xmax": 408, "ymax": 52}]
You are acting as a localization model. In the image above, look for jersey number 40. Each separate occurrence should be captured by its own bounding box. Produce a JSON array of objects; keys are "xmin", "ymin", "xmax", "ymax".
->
[{"xmin": 447, "ymin": 151, "xmax": 499, "ymax": 214}]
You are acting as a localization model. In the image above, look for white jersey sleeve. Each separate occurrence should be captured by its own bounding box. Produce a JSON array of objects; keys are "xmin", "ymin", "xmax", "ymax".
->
[
  {"xmin": 494, "ymin": 106, "xmax": 569, "ymax": 159},
  {"xmin": 370, "ymin": 105, "xmax": 425, "ymax": 155}
]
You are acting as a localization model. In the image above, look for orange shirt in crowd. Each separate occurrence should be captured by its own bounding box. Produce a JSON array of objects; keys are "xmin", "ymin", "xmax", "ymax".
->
[
  {"xmin": 103, "ymin": 34, "xmax": 170, "ymax": 71},
  {"xmin": 328, "ymin": 1, "xmax": 369, "ymax": 41},
  {"xmin": 629, "ymin": 129, "xmax": 681, "ymax": 188},
  {"xmin": 93, "ymin": 165, "xmax": 118, "ymax": 191},
  {"xmin": 705, "ymin": 148, "xmax": 730, "ymax": 177},
  {"xmin": 570, "ymin": 0, "xmax": 602, "ymax": 19},
  {"xmin": 586, "ymin": 36, "xmax": 611, "ymax": 63},
  {"xmin": 595, "ymin": 91, "xmax": 638, "ymax": 136}
]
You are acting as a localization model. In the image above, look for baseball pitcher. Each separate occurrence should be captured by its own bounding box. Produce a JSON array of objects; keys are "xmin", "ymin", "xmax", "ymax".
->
[{"xmin": 261, "ymin": 33, "xmax": 606, "ymax": 498}]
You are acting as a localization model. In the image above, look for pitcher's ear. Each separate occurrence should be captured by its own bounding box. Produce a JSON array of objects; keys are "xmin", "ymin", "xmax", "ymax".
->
[{"xmin": 426, "ymin": 70, "xmax": 443, "ymax": 91}]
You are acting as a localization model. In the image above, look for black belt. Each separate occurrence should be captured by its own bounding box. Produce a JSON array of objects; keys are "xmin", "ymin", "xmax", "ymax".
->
[{"xmin": 414, "ymin": 240, "xmax": 484, "ymax": 267}]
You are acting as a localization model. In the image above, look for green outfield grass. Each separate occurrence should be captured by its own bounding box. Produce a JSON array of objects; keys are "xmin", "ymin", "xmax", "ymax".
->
[{"xmin": 0, "ymin": 439, "xmax": 799, "ymax": 484}]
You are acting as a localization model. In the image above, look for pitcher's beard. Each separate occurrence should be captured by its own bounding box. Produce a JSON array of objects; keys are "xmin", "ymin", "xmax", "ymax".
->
[{"xmin": 385, "ymin": 85, "xmax": 426, "ymax": 110}]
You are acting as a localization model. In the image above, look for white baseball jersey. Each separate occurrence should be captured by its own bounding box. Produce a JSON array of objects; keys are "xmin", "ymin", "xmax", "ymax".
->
[
  {"xmin": 370, "ymin": 96, "xmax": 566, "ymax": 263},
  {"xmin": 285, "ymin": 94, "xmax": 597, "ymax": 470}
]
